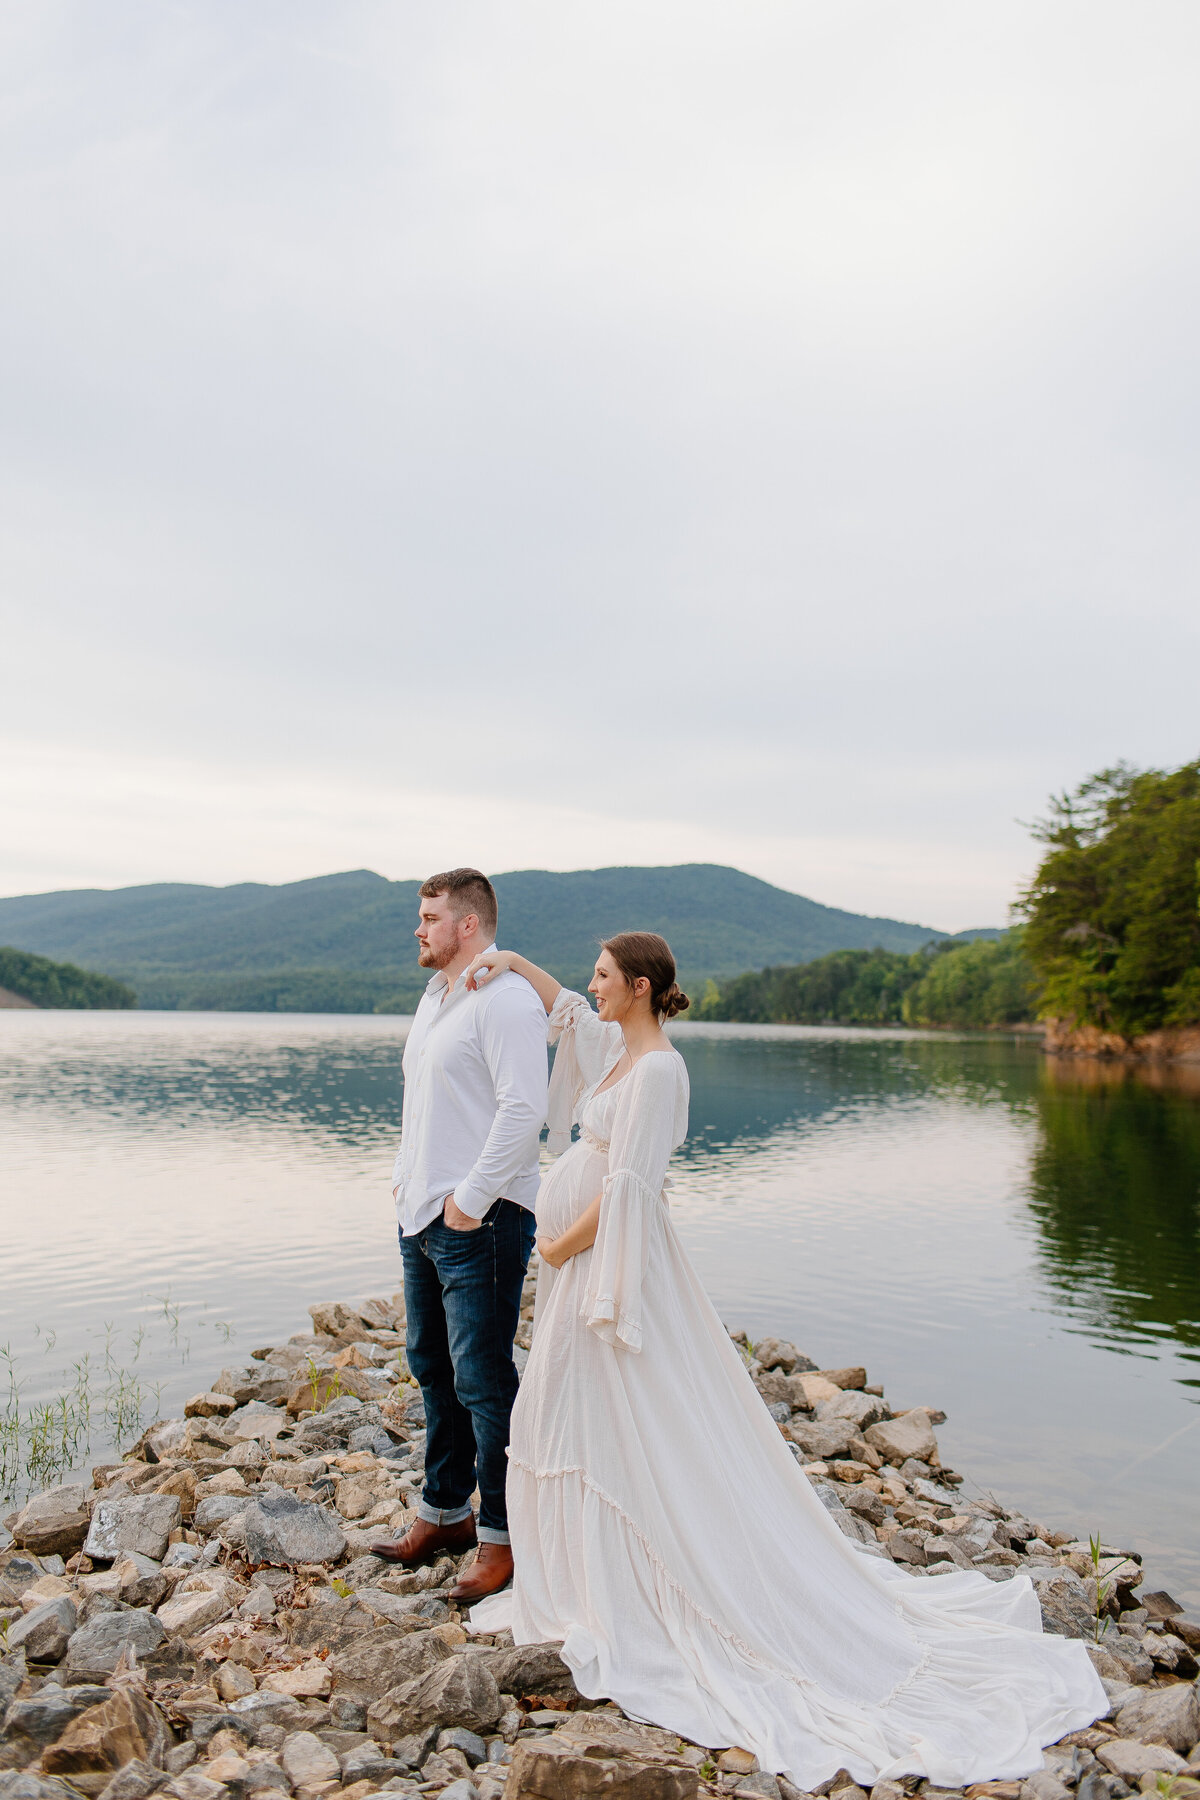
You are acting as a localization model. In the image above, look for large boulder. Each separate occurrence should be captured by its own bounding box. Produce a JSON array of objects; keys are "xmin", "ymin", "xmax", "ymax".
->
[
  {"xmin": 328, "ymin": 1627, "xmax": 449, "ymax": 1703},
  {"xmin": 816, "ymin": 1391, "xmax": 887, "ymax": 1430},
  {"xmin": 368, "ymin": 1655, "xmax": 500, "ymax": 1743},
  {"xmin": 786, "ymin": 1419, "xmax": 865, "ymax": 1462},
  {"xmin": 1112, "ymin": 1682, "xmax": 1200, "ymax": 1753},
  {"xmin": 242, "ymin": 1491, "xmax": 346, "ymax": 1566},
  {"xmin": 42, "ymin": 1688, "xmax": 172, "ymax": 1776},
  {"xmin": 863, "ymin": 1410, "xmax": 938, "ymax": 1467},
  {"xmin": 6, "ymin": 1598, "xmax": 77, "ymax": 1664},
  {"xmin": 62, "ymin": 1610, "xmax": 167, "ymax": 1685},
  {"xmin": 475, "ymin": 1642, "xmax": 579, "ymax": 1702},
  {"xmin": 84, "ymin": 1494, "xmax": 182, "ymax": 1564},
  {"xmin": 5, "ymin": 1486, "xmax": 92, "ymax": 1558}
]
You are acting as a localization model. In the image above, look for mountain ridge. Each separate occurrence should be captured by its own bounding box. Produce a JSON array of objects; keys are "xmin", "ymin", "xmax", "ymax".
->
[{"xmin": 0, "ymin": 865, "xmax": 997, "ymax": 1010}]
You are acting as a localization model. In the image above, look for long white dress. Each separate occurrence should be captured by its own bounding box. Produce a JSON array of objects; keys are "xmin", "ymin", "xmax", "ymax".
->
[{"xmin": 470, "ymin": 991, "xmax": 1105, "ymax": 1789}]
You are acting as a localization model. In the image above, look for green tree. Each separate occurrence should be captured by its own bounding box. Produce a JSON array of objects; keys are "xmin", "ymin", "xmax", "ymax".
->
[
  {"xmin": 902, "ymin": 932, "xmax": 1038, "ymax": 1028},
  {"xmin": 1018, "ymin": 760, "xmax": 1200, "ymax": 1037}
]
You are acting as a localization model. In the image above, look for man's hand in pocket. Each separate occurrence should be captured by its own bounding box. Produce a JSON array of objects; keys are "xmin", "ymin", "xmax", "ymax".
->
[{"xmin": 443, "ymin": 1195, "xmax": 483, "ymax": 1232}]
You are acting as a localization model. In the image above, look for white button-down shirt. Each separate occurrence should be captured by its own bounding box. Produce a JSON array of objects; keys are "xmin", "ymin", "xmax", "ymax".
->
[{"xmin": 391, "ymin": 951, "xmax": 549, "ymax": 1236}]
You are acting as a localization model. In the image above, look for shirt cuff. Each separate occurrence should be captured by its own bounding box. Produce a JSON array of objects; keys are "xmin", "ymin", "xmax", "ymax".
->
[{"xmin": 452, "ymin": 1179, "xmax": 493, "ymax": 1221}]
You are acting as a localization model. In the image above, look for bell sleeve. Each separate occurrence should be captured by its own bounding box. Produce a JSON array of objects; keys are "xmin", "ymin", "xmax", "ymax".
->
[
  {"xmin": 545, "ymin": 988, "xmax": 623, "ymax": 1154},
  {"xmin": 582, "ymin": 1052, "xmax": 687, "ymax": 1353}
]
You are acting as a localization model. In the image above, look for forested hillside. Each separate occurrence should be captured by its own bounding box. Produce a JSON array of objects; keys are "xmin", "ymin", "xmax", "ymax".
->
[
  {"xmin": 0, "ymin": 864, "xmax": 965, "ymax": 1011},
  {"xmin": 0, "ymin": 946, "xmax": 136, "ymax": 1009}
]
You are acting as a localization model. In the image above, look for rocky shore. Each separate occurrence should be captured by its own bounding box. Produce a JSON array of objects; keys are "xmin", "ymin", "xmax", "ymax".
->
[{"xmin": 4, "ymin": 1271, "xmax": 1199, "ymax": 1800}]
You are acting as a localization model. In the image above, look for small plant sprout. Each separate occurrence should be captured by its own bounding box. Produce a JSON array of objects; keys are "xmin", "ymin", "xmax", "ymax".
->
[{"xmin": 1089, "ymin": 1532, "xmax": 1113, "ymax": 1640}]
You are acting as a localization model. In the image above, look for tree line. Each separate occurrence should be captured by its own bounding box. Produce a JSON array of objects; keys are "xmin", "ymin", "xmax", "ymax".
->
[{"xmin": 699, "ymin": 758, "xmax": 1200, "ymax": 1035}]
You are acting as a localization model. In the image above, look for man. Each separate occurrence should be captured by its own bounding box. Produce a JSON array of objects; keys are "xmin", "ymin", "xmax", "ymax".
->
[{"xmin": 371, "ymin": 868, "xmax": 547, "ymax": 1602}]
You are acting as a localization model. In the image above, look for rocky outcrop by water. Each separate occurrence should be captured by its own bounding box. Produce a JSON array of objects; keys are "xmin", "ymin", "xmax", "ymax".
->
[{"xmin": 3, "ymin": 1274, "xmax": 1199, "ymax": 1800}]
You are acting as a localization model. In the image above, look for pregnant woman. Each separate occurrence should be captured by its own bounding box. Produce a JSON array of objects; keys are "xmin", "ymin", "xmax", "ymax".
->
[{"xmin": 463, "ymin": 932, "xmax": 1105, "ymax": 1790}]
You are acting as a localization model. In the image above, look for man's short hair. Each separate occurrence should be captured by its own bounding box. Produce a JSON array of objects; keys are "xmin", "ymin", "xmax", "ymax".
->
[{"xmin": 418, "ymin": 868, "xmax": 498, "ymax": 938}]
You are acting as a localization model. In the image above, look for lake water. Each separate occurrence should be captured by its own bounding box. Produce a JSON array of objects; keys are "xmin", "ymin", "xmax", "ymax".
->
[{"xmin": 2, "ymin": 1011, "xmax": 1198, "ymax": 1606}]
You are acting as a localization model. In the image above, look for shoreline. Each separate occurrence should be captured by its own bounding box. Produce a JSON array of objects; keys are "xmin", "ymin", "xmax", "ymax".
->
[{"xmin": 4, "ymin": 1284, "xmax": 1200, "ymax": 1800}]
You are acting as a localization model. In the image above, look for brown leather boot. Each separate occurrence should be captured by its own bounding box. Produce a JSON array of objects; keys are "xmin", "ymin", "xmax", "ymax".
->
[
  {"xmin": 448, "ymin": 1541, "xmax": 514, "ymax": 1602},
  {"xmin": 369, "ymin": 1514, "xmax": 477, "ymax": 1566}
]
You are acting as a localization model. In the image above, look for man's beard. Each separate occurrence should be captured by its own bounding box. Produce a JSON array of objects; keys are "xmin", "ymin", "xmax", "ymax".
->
[{"xmin": 418, "ymin": 940, "xmax": 457, "ymax": 970}]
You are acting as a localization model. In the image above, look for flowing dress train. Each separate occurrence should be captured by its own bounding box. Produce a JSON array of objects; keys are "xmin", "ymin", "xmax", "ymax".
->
[{"xmin": 469, "ymin": 991, "xmax": 1105, "ymax": 1788}]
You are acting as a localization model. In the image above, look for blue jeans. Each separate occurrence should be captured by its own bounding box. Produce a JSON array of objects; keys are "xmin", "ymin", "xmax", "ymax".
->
[{"xmin": 400, "ymin": 1199, "xmax": 536, "ymax": 1545}]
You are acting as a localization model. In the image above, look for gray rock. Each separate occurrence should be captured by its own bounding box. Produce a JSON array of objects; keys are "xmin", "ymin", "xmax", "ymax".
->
[
  {"xmin": 437, "ymin": 1781, "xmax": 475, "ymax": 1800},
  {"xmin": 840, "ymin": 1487, "xmax": 886, "ymax": 1527},
  {"xmin": 213, "ymin": 1366, "xmax": 291, "ymax": 1408},
  {"xmin": 62, "ymin": 1609, "xmax": 166, "ymax": 1685},
  {"xmin": 737, "ymin": 1778, "xmax": 782, "ymax": 1800},
  {"xmin": 1113, "ymin": 1682, "xmax": 1200, "ymax": 1753},
  {"xmin": 752, "ymin": 1338, "xmax": 806, "ymax": 1373},
  {"xmin": 96, "ymin": 1758, "xmax": 169, "ymax": 1800},
  {"xmin": 885, "ymin": 1530, "xmax": 927, "ymax": 1568},
  {"xmin": 280, "ymin": 1730, "xmax": 339, "ymax": 1787},
  {"xmin": 922, "ymin": 1535, "xmax": 974, "ymax": 1571},
  {"xmin": 816, "ymin": 1392, "xmax": 887, "ymax": 1430},
  {"xmin": 0, "ymin": 1651, "xmax": 26, "ymax": 1730},
  {"xmin": 0, "ymin": 1774, "xmax": 86, "ymax": 1800},
  {"xmin": 375, "ymin": 1655, "xmax": 501, "ymax": 1738},
  {"xmin": 1020, "ymin": 1771, "xmax": 1072, "ymax": 1800},
  {"xmin": 85, "ymin": 1495, "xmax": 182, "ymax": 1565},
  {"xmin": 765, "ymin": 1401, "xmax": 792, "ymax": 1425},
  {"xmin": 787, "ymin": 1420, "xmax": 864, "ymax": 1462},
  {"xmin": 340, "ymin": 1743, "xmax": 402, "ymax": 1783},
  {"xmin": 1026, "ymin": 1567, "xmax": 1094, "ymax": 1640},
  {"xmin": 863, "ymin": 1412, "xmax": 937, "ymax": 1467},
  {"xmin": 243, "ymin": 1491, "xmax": 346, "ymax": 1567},
  {"xmin": 1096, "ymin": 1741, "xmax": 1189, "ymax": 1783},
  {"xmin": 807, "ymin": 1481, "xmax": 880, "ymax": 1549},
  {"xmin": 475, "ymin": 1642, "xmax": 579, "ymax": 1701},
  {"xmin": 7, "ymin": 1598, "xmax": 77, "ymax": 1664},
  {"xmin": 6, "ymin": 1486, "xmax": 92, "ymax": 1559},
  {"xmin": 331, "ymin": 1628, "xmax": 449, "ymax": 1703},
  {"xmin": 1102, "ymin": 1634, "xmax": 1155, "ymax": 1685},
  {"xmin": 0, "ymin": 1685, "xmax": 111, "ymax": 1761},
  {"xmin": 437, "ymin": 1727, "xmax": 488, "ymax": 1766},
  {"xmin": 192, "ymin": 1495, "xmax": 255, "ymax": 1533},
  {"xmin": 390, "ymin": 1725, "xmax": 439, "ymax": 1769}
]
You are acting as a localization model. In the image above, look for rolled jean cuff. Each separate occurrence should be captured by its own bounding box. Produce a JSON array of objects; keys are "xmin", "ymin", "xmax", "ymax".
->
[
  {"xmin": 418, "ymin": 1499, "xmax": 473, "ymax": 1527},
  {"xmin": 476, "ymin": 1524, "xmax": 511, "ymax": 1546}
]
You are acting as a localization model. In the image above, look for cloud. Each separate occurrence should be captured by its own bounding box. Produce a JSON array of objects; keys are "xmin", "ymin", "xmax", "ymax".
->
[{"xmin": 1, "ymin": 1, "xmax": 1197, "ymax": 926}]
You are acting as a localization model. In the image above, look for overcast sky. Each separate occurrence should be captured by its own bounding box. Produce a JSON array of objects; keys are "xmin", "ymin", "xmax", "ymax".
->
[{"xmin": 2, "ymin": 3, "xmax": 1197, "ymax": 930}]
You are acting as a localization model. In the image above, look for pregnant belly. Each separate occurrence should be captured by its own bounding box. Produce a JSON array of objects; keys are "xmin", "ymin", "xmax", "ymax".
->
[{"xmin": 536, "ymin": 1142, "xmax": 607, "ymax": 1239}]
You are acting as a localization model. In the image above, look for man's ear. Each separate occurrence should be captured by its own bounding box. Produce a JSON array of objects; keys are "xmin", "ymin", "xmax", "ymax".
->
[{"xmin": 459, "ymin": 912, "xmax": 480, "ymax": 939}]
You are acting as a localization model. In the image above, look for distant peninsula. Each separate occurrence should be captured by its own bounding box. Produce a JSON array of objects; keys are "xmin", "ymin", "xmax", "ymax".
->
[{"xmin": 0, "ymin": 944, "xmax": 136, "ymax": 1010}]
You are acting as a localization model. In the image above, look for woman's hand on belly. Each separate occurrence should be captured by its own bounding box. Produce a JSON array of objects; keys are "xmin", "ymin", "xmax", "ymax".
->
[{"xmin": 536, "ymin": 1194, "xmax": 602, "ymax": 1270}]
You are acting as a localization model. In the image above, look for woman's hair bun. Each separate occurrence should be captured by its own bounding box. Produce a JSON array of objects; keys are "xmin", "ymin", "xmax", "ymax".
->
[
  {"xmin": 656, "ymin": 981, "xmax": 691, "ymax": 1020},
  {"xmin": 601, "ymin": 931, "xmax": 689, "ymax": 1019}
]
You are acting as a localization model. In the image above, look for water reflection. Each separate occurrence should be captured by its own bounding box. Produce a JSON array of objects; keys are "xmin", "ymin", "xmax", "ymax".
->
[{"xmin": 1027, "ymin": 1057, "xmax": 1200, "ymax": 1381}]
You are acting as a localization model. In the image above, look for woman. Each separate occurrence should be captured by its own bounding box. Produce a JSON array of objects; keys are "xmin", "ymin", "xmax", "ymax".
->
[{"xmin": 463, "ymin": 932, "xmax": 1105, "ymax": 1789}]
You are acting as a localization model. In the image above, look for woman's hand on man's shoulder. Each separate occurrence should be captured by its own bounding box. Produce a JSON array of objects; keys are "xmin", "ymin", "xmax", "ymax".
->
[{"xmin": 465, "ymin": 949, "xmax": 516, "ymax": 991}]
